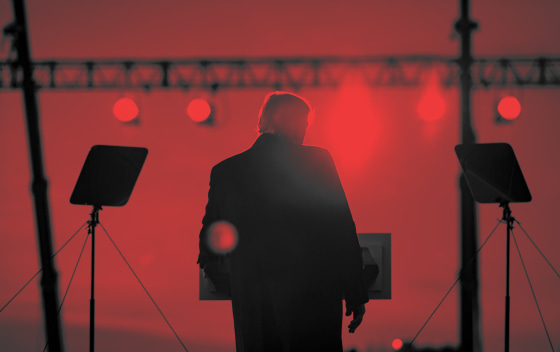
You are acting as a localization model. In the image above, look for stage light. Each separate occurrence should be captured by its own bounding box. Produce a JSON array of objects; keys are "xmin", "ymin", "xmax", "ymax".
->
[
  {"xmin": 187, "ymin": 98, "xmax": 213, "ymax": 123},
  {"xmin": 207, "ymin": 221, "xmax": 238, "ymax": 254},
  {"xmin": 113, "ymin": 97, "xmax": 139, "ymax": 122},
  {"xmin": 392, "ymin": 338, "xmax": 404, "ymax": 350},
  {"xmin": 496, "ymin": 95, "xmax": 521, "ymax": 122}
]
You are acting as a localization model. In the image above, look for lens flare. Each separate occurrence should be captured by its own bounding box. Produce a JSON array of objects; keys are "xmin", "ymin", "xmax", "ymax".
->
[
  {"xmin": 392, "ymin": 338, "xmax": 403, "ymax": 350},
  {"xmin": 207, "ymin": 221, "xmax": 238, "ymax": 254}
]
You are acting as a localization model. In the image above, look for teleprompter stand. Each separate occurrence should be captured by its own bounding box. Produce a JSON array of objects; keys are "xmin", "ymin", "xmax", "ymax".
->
[
  {"xmin": 70, "ymin": 145, "xmax": 148, "ymax": 352},
  {"xmin": 455, "ymin": 143, "xmax": 531, "ymax": 352}
]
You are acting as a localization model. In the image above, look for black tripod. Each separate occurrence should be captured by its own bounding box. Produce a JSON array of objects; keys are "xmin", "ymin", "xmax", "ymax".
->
[
  {"xmin": 455, "ymin": 143, "xmax": 532, "ymax": 352},
  {"xmin": 70, "ymin": 145, "xmax": 148, "ymax": 352}
]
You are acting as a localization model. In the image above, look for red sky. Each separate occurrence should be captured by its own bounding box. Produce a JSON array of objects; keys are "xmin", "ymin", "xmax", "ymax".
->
[{"xmin": 1, "ymin": 1, "xmax": 559, "ymax": 351}]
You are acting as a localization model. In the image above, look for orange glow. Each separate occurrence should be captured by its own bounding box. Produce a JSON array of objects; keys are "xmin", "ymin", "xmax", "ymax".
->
[
  {"xmin": 418, "ymin": 72, "xmax": 445, "ymax": 121},
  {"xmin": 187, "ymin": 98, "xmax": 212, "ymax": 122},
  {"xmin": 113, "ymin": 97, "xmax": 139, "ymax": 122},
  {"xmin": 392, "ymin": 338, "xmax": 403, "ymax": 350},
  {"xmin": 497, "ymin": 96, "xmax": 521, "ymax": 120},
  {"xmin": 418, "ymin": 93, "xmax": 445, "ymax": 121},
  {"xmin": 207, "ymin": 221, "xmax": 238, "ymax": 254},
  {"xmin": 325, "ymin": 75, "xmax": 380, "ymax": 174}
]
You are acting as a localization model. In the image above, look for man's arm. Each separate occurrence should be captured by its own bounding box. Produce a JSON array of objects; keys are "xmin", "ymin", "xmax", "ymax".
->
[
  {"xmin": 315, "ymin": 148, "xmax": 369, "ymax": 330},
  {"xmin": 318, "ymin": 149, "xmax": 370, "ymax": 306},
  {"xmin": 197, "ymin": 166, "xmax": 221, "ymax": 269}
]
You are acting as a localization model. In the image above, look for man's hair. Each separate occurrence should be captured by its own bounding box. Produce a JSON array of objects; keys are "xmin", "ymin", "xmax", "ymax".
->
[{"xmin": 257, "ymin": 91, "xmax": 312, "ymax": 135}]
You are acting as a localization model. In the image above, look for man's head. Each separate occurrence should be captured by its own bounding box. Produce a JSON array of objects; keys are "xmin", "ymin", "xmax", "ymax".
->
[{"xmin": 257, "ymin": 91, "xmax": 312, "ymax": 144}]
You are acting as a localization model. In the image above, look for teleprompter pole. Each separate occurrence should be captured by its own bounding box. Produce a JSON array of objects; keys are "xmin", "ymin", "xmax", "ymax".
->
[
  {"xmin": 88, "ymin": 206, "xmax": 100, "ymax": 352},
  {"xmin": 454, "ymin": 0, "xmax": 482, "ymax": 351},
  {"xmin": 501, "ymin": 202, "xmax": 513, "ymax": 352},
  {"xmin": 10, "ymin": 0, "xmax": 64, "ymax": 350}
]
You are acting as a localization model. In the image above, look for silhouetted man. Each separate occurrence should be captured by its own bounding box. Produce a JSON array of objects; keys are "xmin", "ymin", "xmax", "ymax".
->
[{"xmin": 198, "ymin": 92, "xmax": 369, "ymax": 352}]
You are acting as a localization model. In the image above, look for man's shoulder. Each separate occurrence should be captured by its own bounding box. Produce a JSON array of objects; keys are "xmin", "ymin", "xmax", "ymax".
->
[
  {"xmin": 211, "ymin": 149, "xmax": 251, "ymax": 174},
  {"xmin": 299, "ymin": 144, "xmax": 334, "ymax": 163},
  {"xmin": 211, "ymin": 142, "xmax": 334, "ymax": 174},
  {"xmin": 301, "ymin": 144, "xmax": 330, "ymax": 155}
]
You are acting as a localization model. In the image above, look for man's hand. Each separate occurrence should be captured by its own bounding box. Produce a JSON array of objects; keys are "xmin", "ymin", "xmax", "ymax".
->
[{"xmin": 345, "ymin": 303, "xmax": 366, "ymax": 333}]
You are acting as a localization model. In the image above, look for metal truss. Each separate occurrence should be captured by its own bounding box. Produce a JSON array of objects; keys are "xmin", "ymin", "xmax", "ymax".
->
[{"xmin": 1, "ymin": 56, "xmax": 559, "ymax": 90}]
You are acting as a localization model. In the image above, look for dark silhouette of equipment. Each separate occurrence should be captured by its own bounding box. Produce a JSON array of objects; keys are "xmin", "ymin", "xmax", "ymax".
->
[
  {"xmin": 70, "ymin": 145, "xmax": 148, "ymax": 352},
  {"xmin": 455, "ymin": 143, "xmax": 531, "ymax": 205},
  {"xmin": 455, "ymin": 142, "xmax": 531, "ymax": 352}
]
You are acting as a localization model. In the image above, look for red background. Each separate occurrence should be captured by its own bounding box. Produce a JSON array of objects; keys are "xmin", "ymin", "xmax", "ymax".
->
[{"xmin": 1, "ymin": 1, "xmax": 559, "ymax": 351}]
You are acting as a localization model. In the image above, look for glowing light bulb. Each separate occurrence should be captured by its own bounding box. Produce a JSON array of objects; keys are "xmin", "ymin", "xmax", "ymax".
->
[
  {"xmin": 497, "ymin": 96, "xmax": 521, "ymax": 120},
  {"xmin": 187, "ymin": 98, "xmax": 212, "ymax": 123},
  {"xmin": 113, "ymin": 97, "xmax": 139, "ymax": 122}
]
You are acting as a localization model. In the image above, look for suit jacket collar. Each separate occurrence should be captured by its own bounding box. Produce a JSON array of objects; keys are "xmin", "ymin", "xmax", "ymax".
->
[{"xmin": 252, "ymin": 133, "xmax": 296, "ymax": 149}]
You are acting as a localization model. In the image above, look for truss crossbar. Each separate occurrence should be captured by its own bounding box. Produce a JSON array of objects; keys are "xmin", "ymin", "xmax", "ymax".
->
[{"xmin": 1, "ymin": 56, "xmax": 559, "ymax": 90}]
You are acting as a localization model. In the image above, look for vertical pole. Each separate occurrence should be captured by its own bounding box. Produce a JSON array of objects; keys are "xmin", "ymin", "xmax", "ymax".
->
[
  {"xmin": 10, "ymin": 0, "xmax": 64, "ymax": 351},
  {"xmin": 502, "ymin": 203, "xmax": 512, "ymax": 352},
  {"xmin": 454, "ymin": 0, "xmax": 481, "ymax": 351},
  {"xmin": 88, "ymin": 206, "xmax": 100, "ymax": 352}
]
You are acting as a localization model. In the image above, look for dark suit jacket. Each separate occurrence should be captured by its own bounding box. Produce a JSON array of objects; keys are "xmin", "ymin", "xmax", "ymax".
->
[{"xmin": 198, "ymin": 133, "xmax": 368, "ymax": 352}]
